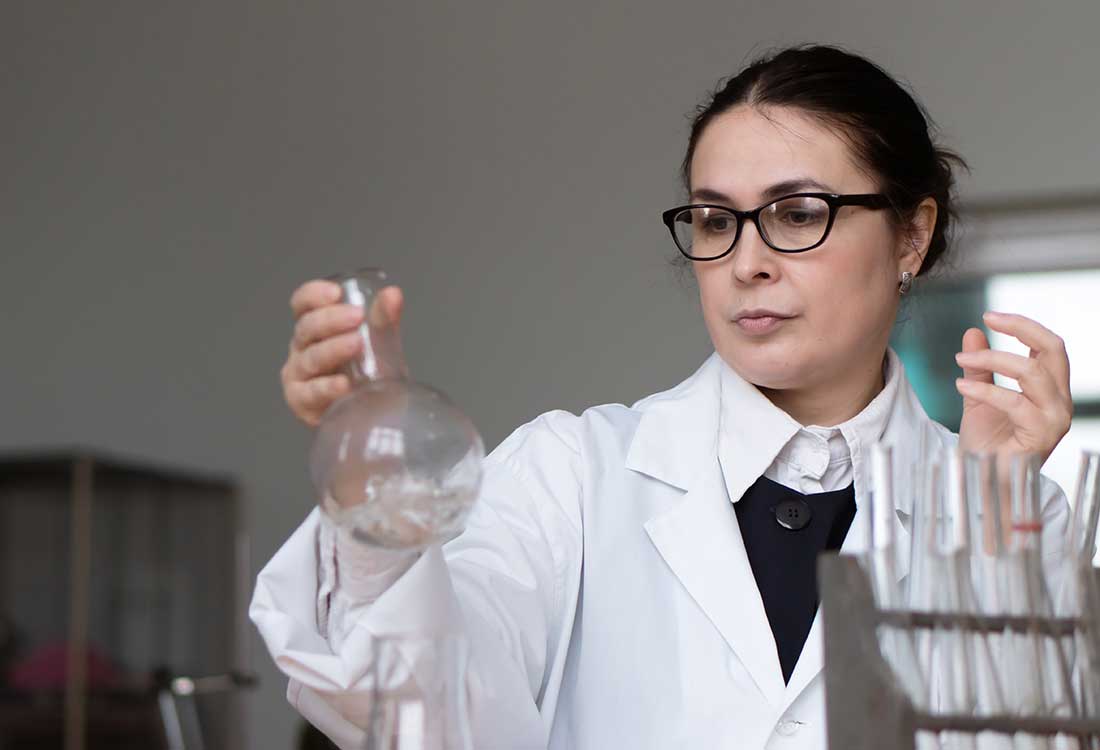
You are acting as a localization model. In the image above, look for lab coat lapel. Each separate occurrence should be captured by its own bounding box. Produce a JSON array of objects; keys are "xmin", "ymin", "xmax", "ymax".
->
[
  {"xmin": 643, "ymin": 457, "xmax": 788, "ymax": 709},
  {"xmin": 629, "ymin": 353, "xmax": 788, "ymax": 709}
]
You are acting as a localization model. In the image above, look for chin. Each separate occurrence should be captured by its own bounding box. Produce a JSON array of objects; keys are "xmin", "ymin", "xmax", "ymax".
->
[{"xmin": 721, "ymin": 343, "xmax": 816, "ymax": 391}]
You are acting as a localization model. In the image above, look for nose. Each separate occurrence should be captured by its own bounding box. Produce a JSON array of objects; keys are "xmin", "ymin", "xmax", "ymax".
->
[{"xmin": 730, "ymin": 219, "xmax": 779, "ymax": 285}]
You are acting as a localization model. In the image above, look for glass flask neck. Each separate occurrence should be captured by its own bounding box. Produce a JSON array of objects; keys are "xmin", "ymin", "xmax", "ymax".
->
[
  {"xmin": 332, "ymin": 268, "xmax": 410, "ymax": 384},
  {"xmin": 365, "ymin": 634, "xmax": 473, "ymax": 750}
]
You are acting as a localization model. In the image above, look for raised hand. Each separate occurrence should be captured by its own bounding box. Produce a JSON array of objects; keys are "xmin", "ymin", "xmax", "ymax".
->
[
  {"xmin": 280, "ymin": 279, "xmax": 404, "ymax": 427},
  {"xmin": 955, "ymin": 312, "xmax": 1072, "ymax": 465}
]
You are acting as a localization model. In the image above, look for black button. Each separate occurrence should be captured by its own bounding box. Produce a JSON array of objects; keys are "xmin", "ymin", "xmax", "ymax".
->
[{"xmin": 774, "ymin": 499, "xmax": 812, "ymax": 531}]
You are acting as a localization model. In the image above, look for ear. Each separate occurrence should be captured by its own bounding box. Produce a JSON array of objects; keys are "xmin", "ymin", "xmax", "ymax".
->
[{"xmin": 898, "ymin": 197, "xmax": 938, "ymax": 276}]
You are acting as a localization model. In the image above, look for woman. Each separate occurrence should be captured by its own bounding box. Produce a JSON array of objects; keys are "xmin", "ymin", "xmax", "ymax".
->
[{"xmin": 252, "ymin": 46, "xmax": 1074, "ymax": 749}]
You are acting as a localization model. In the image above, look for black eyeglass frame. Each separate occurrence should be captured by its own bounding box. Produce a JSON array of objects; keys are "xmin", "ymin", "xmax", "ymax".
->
[{"xmin": 661, "ymin": 192, "xmax": 892, "ymax": 259}]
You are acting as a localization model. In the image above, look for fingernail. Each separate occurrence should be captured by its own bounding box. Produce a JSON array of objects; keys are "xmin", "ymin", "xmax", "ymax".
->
[
  {"xmin": 955, "ymin": 352, "xmax": 968, "ymax": 361},
  {"xmin": 956, "ymin": 378, "xmax": 973, "ymax": 390},
  {"xmin": 983, "ymin": 310, "xmax": 1003, "ymax": 320}
]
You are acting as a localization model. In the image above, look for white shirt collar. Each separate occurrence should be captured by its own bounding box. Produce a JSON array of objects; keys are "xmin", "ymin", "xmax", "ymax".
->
[
  {"xmin": 626, "ymin": 347, "xmax": 933, "ymax": 515},
  {"xmin": 717, "ymin": 350, "xmax": 904, "ymax": 502}
]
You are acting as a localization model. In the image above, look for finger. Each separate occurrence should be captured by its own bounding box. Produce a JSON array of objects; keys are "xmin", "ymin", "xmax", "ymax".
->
[
  {"xmin": 293, "ymin": 331, "xmax": 363, "ymax": 379},
  {"xmin": 290, "ymin": 280, "xmax": 343, "ymax": 318},
  {"xmin": 959, "ymin": 327, "xmax": 995, "ymax": 384},
  {"xmin": 957, "ymin": 377, "xmax": 1071, "ymax": 459},
  {"xmin": 982, "ymin": 311, "xmax": 1060, "ymax": 353},
  {"xmin": 292, "ymin": 304, "xmax": 365, "ymax": 351},
  {"xmin": 955, "ymin": 378, "xmax": 1044, "ymax": 424},
  {"xmin": 367, "ymin": 286, "xmax": 404, "ymax": 330},
  {"xmin": 954, "ymin": 349, "xmax": 1063, "ymax": 408},
  {"xmin": 287, "ymin": 375, "xmax": 352, "ymax": 426},
  {"xmin": 982, "ymin": 311, "xmax": 1070, "ymax": 387}
]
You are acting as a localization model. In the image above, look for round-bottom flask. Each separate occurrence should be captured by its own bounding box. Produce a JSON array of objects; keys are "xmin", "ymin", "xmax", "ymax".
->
[{"xmin": 310, "ymin": 269, "xmax": 484, "ymax": 549}]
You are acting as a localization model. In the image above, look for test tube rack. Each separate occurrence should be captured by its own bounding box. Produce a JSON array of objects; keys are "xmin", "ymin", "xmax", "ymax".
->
[{"xmin": 819, "ymin": 553, "xmax": 1100, "ymax": 749}]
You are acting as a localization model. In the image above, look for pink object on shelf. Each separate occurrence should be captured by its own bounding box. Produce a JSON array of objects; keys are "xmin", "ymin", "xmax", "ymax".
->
[{"xmin": 8, "ymin": 641, "xmax": 122, "ymax": 691}]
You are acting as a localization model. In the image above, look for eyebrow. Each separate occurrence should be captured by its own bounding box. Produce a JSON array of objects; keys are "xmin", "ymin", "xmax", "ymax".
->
[{"xmin": 690, "ymin": 178, "xmax": 836, "ymax": 205}]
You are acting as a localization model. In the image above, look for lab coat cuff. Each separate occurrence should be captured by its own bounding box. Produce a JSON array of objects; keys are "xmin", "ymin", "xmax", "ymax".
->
[
  {"xmin": 333, "ymin": 526, "xmax": 421, "ymax": 604},
  {"xmin": 348, "ymin": 543, "xmax": 465, "ymax": 638}
]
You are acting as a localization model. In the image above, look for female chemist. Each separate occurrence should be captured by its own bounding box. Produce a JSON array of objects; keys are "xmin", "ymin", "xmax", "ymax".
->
[{"xmin": 252, "ymin": 45, "xmax": 1075, "ymax": 749}]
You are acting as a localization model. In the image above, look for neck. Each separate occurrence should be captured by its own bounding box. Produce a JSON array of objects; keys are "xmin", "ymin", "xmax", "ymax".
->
[{"xmin": 758, "ymin": 356, "xmax": 886, "ymax": 428}]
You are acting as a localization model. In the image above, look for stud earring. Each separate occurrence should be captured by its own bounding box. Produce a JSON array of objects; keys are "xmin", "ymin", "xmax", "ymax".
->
[{"xmin": 899, "ymin": 271, "xmax": 913, "ymax": 295}]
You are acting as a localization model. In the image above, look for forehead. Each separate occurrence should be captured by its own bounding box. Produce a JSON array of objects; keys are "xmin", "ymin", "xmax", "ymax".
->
[{"xmin": 690, "ymin": 105, "xmax": 869, "ymax": 199}]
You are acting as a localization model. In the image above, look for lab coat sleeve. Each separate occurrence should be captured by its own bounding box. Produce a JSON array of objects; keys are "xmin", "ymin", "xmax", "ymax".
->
[
  {"xmin": 1039, "ymin": 473, "xmax": 1073, "ymax": 600},
  {"xmin": 250, "ymin": 410, "xmax": 585, "ymax": 750}
]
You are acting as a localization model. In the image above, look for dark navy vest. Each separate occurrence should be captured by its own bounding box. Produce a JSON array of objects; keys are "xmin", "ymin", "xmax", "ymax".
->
[{"xmin": 733, "ymin": 475, "xmax": 856, "ymax": 683}]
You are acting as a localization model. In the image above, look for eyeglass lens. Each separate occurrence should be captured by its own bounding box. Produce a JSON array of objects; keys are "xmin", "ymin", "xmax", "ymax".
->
[{"xmin": 673, "ymin": 196, "xmax": 832, "ymax": 257}]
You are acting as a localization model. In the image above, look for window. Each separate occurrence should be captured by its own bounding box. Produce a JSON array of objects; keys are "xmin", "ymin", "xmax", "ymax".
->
[{"xmin": 893, "ymin": 199, "xmax": 1100, "ymax": 505}]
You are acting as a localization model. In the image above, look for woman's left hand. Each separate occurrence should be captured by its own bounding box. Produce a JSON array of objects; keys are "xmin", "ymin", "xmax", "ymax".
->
[{"xmin": 955, "ymin": 311, "xmax": 1073, "ymax": 465}]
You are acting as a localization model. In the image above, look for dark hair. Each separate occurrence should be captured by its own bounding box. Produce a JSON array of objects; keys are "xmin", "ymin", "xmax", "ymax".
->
[{"xmin": 678, "ymin": 44, "xmax": 968, "ymax": 277}]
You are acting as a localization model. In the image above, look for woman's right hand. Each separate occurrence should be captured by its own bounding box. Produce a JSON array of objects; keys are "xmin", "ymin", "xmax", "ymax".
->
[{"xmin": 281, "ymin": 279, "xmax": 404, "ymax": 427}]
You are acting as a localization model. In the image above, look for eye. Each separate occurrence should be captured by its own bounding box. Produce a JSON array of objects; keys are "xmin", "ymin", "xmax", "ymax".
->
[
  {"xmin": 776, "ymin": 206, "xmax": 827, "ymax": 226},
  {"xmin": 695, "ymin": 208, "xmax": 737, "ymax": 235},
  {"xmin": 702, "ymin": 215, "xmax": 735, "ymax": 233},
  {"xmin": 770, "ymin": 196, "xmax": 827, "ymax": 226}
]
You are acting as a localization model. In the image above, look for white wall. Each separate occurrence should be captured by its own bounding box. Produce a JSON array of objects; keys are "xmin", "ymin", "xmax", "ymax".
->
[{"xmin": 3, "ymin": 2, "xmax": 1099, "ymax": 748}]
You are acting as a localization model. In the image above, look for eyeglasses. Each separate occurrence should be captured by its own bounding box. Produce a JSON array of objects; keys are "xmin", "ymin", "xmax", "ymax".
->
[{"xmin": 661, "ymin": 192, "xmax": 891, "ymax": 260}]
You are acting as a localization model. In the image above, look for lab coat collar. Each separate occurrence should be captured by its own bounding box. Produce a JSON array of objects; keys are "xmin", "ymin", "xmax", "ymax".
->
[
  {"xmin": 624, "ymin": 352, "xmax": 725, "ymax": 491},
  {"xmin": 625, "ymin": 349, "xmax": 921, "ymax": 507},
  {"xmin": 717, "ymin": 348, "xmax": 903, "ymax": 508},
  {"xmin": 627, "ymin": 348, "xmax": 934, "ymax": 712}
]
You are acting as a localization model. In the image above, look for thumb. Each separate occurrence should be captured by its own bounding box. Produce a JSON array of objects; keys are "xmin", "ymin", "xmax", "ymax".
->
[
  {"xmin": 369, "ymin": 286, "xmax": 404, "ymax": 330},
  {"xmin": 960, "ymin": 327, "xmax": 994, "ymax": 384},
  {"xmin": 381, "ymin": 286, "xmax": 404, "ymax": 328}
]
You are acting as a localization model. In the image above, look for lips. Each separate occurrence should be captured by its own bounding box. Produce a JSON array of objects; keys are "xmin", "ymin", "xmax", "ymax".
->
[
  {"xmin": 732, "ymin": 309, "xmax": 794, "ymax": 335},
  {"xmin": 733, "ymin": 308, "xmax": 793, "ymax": 322}
]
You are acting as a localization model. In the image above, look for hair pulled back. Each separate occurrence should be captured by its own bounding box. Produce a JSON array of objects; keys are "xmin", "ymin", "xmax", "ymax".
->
[{"xmin": 681, "ymin": 45, "xmax": 968, "ymax": 275}]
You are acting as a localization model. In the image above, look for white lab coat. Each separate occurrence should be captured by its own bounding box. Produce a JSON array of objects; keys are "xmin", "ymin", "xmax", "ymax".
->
[{"xmin": 251, "ymin": 351, "xmax": 1071, "ymax": 750}]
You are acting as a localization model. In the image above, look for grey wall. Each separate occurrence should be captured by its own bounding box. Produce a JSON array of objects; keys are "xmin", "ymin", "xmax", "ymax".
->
[{"xmin": 4, "ymin": 2, "xmax": 1099, "ymax": 748}]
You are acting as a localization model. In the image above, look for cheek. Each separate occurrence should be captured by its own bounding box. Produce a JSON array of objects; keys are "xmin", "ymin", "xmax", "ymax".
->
[
  {"xmin": 694, "ymin": 264, "xmax": 727, "ymax": 315},
  {"xmin": 795, "ymin": 237, "xmax": 898, "ymax": 327}
]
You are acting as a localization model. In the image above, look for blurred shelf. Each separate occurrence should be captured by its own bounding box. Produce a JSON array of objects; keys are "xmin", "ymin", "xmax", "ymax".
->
[
  {"xmin": 0, "ymin": 450, "xmax": 248, "ymax": 750},
  {"xmin": 0, "ymin": 448, "xmax": 235, "ymax": 490}
]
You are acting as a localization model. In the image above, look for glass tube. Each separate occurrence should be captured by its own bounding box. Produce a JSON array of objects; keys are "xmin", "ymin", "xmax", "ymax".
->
[
  {"xmin": 1068, "ymin": 452, "xmax": 1100, "ymax": 728},
  {"xmin": 1011, "ymin": 455, "xmax": 1077, "ymax": 720},
  {"xmin": 1070, "ymin": 452, "xmax": 1100, "ymax": 565},
  {"xmin": 868, "ymin": 444, "xmax": 927, "ymax": 707},
  {"xmin": 907, "ymin": 448, "xmax": 946, "ymax": 750},
  {"xmin": 947, "ymin": 452, "xmax": 1005, "ymax": 722},
  {"xmin": 362, "ymin": 635, "xmax": 473, "ymax": 750}
]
